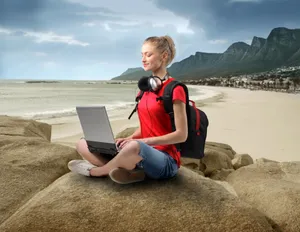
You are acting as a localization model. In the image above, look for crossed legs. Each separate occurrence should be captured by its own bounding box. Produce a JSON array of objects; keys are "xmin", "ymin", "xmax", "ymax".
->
[{"xmin": 75, "ymin": 138, "xmax": 143, "ymax": 177}]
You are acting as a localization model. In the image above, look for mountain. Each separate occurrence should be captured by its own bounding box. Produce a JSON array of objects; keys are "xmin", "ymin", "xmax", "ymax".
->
[
  {"xmin": 169, "ymin": 52, "xmax": 222, "ymax": 75},
  {"xmin": 287, "ymin": 47, "xmax": 300, "ymax": 65},
  {"xmin": 241, "ymin": 36, "xmax": 266, "ymax": 60},
  {"xmin": 111, "ymin": 27, "xmax": 300, "ymax": 80},
  {"xmin": 120, "ymin": 67, "xmax": 144, "ymax": 76}
]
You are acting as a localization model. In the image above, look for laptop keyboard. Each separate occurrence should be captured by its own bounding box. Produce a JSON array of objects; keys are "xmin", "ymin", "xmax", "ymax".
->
[{"xmin": 88, "ymin": 146, "xmax": 117, "ymax": 155}]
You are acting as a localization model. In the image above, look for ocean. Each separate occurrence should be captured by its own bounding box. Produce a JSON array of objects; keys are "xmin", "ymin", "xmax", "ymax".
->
[{"xmin": 0, "ymin": 79, "xmax": 219, "ymax": 121}]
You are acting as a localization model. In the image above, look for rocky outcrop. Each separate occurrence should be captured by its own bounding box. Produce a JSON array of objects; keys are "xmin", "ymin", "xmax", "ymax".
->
[
  {"xmin": 227, "ymin": 161, "xmax": 300, "ymax": 232},
  {"xmin": 0, "ymin": 168, "xmax": 275, "ymax": 232},
  {"xmin": 0, "ymin": 115, "xmax": 52, "ymax": 141},
  {"xmin": 1, "ymin": 121, "xmax": 299, "ymax": 231},
  {"xmin": 0, "ymin": 116, "xmax": 80, "ymax": 224}
]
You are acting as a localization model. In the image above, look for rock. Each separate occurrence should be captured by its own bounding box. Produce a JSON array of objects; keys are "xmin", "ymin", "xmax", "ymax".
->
[
  {"xmin": 227, "ymin": 161, "xmax": 300, "ymax": 232},
  {"xmin": 279, "ymin": 162, "xmax": 300, "ymax": 184},
  {"xmin": 0, "ymin": 115, "xmax": 51, "ymax": 141},
  {"xmin": 115, "ymin": 127, "xmax": 138, "ymax": 139},
  {"xmin": 200, "ymin": 147, "xmax": 233, "ymax": 176},
  {"xmin": 0, "ymin": 117, "xmax": 80, "ymax": 224},
  {"xmin": 205, "ymin": 141, "xmax": 236, "ymax": 159},
  {"xmin": 0, "ymin": 167, "xmax": 275, "ymax": 232},
  {"xmin": 190, "ymin": 169, "xmax": 205, "ymax": 176},
  {"xmin": 232, "ymin": 154, "xmax": 253, "ymax": 170},
  {"xmin": 210, "ymin": 168, "xmax": 235, "ymax": 181},
  {"xmin": 255, "ymin": 158, "xmax": 279, "ymax": 164},
  {"xmin": 213, "ymin": 180, "xmax": 238, "ymax": 197},
  {"xmin": 181, "ymin": 157, "xmax": 200, "ymax": 170}
]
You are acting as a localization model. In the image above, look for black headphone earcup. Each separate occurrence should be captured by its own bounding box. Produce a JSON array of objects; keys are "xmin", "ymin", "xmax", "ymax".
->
[{"xmin": 138, "ymin": 76, "xmax": 151, "ymax": 91}]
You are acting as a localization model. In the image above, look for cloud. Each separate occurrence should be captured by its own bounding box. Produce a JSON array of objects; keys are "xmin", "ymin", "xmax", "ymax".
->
[
  {"xmin": 0, "ymin": 28, "xmax": 12, "ymax": 35},
  {"xmin": 1, "ymin": 0, "xmax": 300, "ymax": 80},
  {"xmin": 208, "ymin": 39, "xmax": 228, "ymax": 45},
  {"xmin": 152, "ymin": 0, "xmax": 300, "ymax": 40},
  {"xmin": 34, "ymin": 52, "xmax": 48, "ymax": 57},
  {"xmin": 0, "ymin": 0, "xmax": 120, "ymax": 31},
  {"xmin": 0, "ymin": 27, "xmax": 89, "ymax": 46},
  {"xmin": 67, "ymin": 0, "xmax": 195, "ymax": 36},
  {"xmin": 25, "ymin": 31, "xmax": 90, "ymax": 46},
  {"xmin": 229, "ymin": 0, "xmax": 261, "ymax": 3},
  {"xmin": 103, "ymin": 23, "xmax": 111, "ymax": 31},
  {"xmin": 82, "ymin": 22, "xmax": 96, "ymax": 27},
  {"xmin": 43, "ymin": 61, "xmax": 57, "ymax": 68}
]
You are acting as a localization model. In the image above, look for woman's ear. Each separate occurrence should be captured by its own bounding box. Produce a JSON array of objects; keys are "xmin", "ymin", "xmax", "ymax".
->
[{"xmin": 161, "ymin": 50, "xmax": 169, "ymax": 64}]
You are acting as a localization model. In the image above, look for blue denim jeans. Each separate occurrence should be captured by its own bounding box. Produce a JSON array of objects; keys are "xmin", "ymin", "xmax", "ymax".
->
[{"xmin": 135, "ymin": 141, "xmax": 178, "ymax": 179}]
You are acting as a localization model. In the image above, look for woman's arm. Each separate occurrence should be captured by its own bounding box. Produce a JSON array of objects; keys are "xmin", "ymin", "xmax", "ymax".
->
[{"xmin": 142, "ymin": 99, "xmax": 188, "ymax": 146}]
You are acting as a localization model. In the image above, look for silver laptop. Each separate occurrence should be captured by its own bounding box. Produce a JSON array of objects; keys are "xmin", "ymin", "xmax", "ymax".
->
[{"xmin": 76, "ymin": 105, "xmax": 119, "ymax": 157}]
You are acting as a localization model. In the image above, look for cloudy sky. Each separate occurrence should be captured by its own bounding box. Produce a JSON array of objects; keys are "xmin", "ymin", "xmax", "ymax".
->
[{"xmin": 0, "ymin": 0, "xmax": 299, "ymax": 80}]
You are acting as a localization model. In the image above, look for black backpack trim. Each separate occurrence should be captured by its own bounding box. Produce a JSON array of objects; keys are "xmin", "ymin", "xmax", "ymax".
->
[{"xmin": 128, "ymin": 91, "xmax": 144, "ymax": 120}]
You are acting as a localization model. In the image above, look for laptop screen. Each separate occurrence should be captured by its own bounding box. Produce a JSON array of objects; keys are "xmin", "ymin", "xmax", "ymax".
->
[{"xmin": 76, "ymin": 106, "xmax": 115, "ymax": 144}]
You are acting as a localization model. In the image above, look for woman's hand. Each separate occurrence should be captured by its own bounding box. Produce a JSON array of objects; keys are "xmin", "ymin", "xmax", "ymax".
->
[
  {"xmin": 115, "ymin": 138, "xmax": 128, "ymax": 149},
  {"xmin": 115, "ymin": 137, "xmax": 148, "ymax": 149},
  {"xmin": 115, "ymin": 137, "xmax": 135, "ymax": 149}
]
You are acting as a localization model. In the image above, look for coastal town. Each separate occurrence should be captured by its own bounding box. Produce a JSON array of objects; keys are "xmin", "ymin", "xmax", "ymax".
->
[{"xmin": 182, "ymin": 65, "xmax": 300, "ymax": 93}]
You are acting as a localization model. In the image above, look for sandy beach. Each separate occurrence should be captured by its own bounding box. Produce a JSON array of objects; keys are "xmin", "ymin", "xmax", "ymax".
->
[{"xmin": 47, "ymin": 86, "xmax": 300, "ymax": 162}]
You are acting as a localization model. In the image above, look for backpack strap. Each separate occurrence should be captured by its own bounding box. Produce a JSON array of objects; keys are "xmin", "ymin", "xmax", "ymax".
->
[
  {"xmin": 162, "ymin": 80, "xmax": 190, "ymax": 125},
  {"xmin": 161, "ymin": 80, "xmax": 190, "ymax": 150},
  {"xmin": 128, "ymin": 91, "xmax": 144, "ymax": 120}
]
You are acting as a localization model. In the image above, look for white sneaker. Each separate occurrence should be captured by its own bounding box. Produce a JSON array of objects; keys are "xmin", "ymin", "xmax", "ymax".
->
[{"xmin": 68, "ymin": 160, "xmax": 97, "ymax": 176}]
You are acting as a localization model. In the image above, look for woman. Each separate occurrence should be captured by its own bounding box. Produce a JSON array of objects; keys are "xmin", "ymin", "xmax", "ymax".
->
[{"xmin": 68, "ymin": 35, "xmax": 188, "ymax": 184}]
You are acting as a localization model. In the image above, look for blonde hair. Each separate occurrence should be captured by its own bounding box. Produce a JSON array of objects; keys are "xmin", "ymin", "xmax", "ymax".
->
[{"xmin": 144, "ymin": 35, "xmax": 176, "ymax": 66}]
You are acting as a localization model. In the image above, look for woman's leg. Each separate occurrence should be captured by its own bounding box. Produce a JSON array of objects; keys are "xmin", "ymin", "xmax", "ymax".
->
[
  {"xmin": 133, "ymin": 141, "xmax": 178, "ymax": 180},
  {"xmin": 109, "ymin": 141, "xmax": 178, "ymax": 184},
  {"xmin": 90, "ymin": 140, "xmax": 178, "ymax": 180},
  {"xmin": 76, "ymin": 138, "xmax": 110, "ymax": 167},
  {"xmin": 90, "ymin": 140, "xmax": 143, "ymax": 177}
]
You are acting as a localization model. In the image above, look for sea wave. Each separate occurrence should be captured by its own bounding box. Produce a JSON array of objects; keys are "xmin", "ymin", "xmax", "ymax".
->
[{"xmin": 23, "ymin": 102, "xmax": 136, "ymax": 120}]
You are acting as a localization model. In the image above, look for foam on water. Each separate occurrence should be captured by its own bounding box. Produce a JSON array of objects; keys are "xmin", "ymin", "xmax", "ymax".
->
[{"xmin": 22, "ymin": 102, "xmax": 136, "ymax": 120}]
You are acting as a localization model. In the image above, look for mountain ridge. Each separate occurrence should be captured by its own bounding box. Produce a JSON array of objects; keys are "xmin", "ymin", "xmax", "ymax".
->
[{"xmin": 111, "ymin": 27, "xmax": 300, "ymax": 80}]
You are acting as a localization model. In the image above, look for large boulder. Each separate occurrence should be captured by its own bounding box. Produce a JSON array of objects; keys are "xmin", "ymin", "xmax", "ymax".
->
[
  {"xmin": 227, "ymin": 161, "xmax": 300, "ymax": 232},
  {"xmin": 0, "ymin": 167, "xmax": 275, "ymax": 232},
  {"xmin": 200, "ymin": 147, "xmax": 233, "ymax": 176},
  {"xmin": 205, "ymin": 141, "xmax": 236, "ymax": 159},
  {"xmin": 232, "ymin": 154, "xmax": 253, "ymax": 170},
  {"xmin": 0, "ymin": 116, "xmax": 80, "ymax": 224}
]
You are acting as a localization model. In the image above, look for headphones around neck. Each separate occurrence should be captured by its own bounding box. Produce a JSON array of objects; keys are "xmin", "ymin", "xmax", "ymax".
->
[{"xmin": 138, "ymin": 72, "xmax": 169, "ymax": 92}]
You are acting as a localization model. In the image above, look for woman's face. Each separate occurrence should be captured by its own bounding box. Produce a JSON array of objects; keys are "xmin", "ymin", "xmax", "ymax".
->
[{"xmin": 141, "ymin": 42, "xmax": 165, "ymax": 72}]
